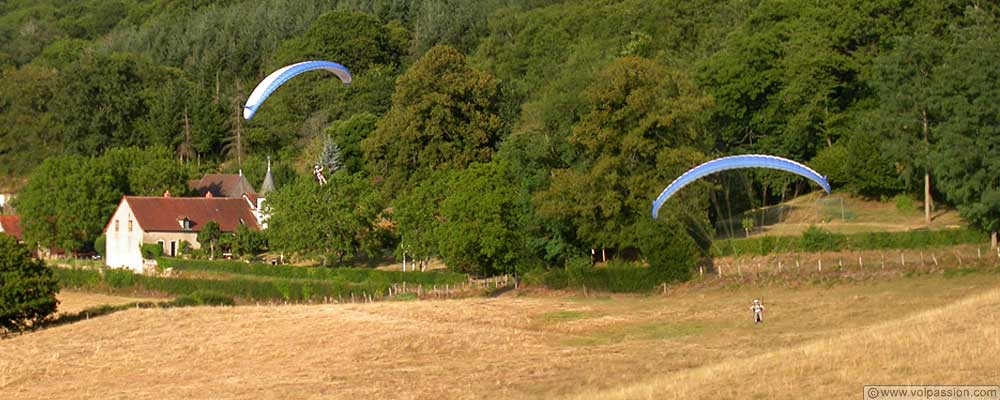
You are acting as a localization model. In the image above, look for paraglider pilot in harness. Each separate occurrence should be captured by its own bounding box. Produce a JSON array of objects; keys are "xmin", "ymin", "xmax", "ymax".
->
[
  {"xmin": 750, "ymin": 299, "xmax": 765, "ymax": 324},
  {"xmin": 313, "ymin": 164, "xmax": 327, "ymax": 185}
]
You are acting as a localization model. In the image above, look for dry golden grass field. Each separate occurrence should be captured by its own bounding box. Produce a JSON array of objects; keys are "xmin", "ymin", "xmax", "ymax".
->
[
  {"xmin": 54, "ymin": 291, "xmax": 170, "ymax": 315},
  {"xmin": 2, "ymin": 270, "xmax": 998, "ymax": 399}
]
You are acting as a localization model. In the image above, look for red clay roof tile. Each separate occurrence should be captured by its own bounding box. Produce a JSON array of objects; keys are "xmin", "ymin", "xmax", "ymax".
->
[
  {"xmin": 0, "ymin": 215, "xmax": 21, "ymax": 240},
  {"xmin": 119, "ymin": 196, "xmax": 259, "ymax": 233},
  {"xmin": 188, "ymin": 174, "xmax": 257, "ymax": 198}
]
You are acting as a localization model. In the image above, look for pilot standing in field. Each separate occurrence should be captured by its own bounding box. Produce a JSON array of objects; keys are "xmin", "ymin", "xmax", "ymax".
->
[{"xmin": 750, "ymin": 299, "xmax": 765, "ymax": 324}]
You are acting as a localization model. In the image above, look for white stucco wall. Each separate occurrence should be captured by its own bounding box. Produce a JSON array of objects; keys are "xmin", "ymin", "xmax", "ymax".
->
[{"xmin": 105, "ymin": 200, "xmax": 144, "ymax": 273}]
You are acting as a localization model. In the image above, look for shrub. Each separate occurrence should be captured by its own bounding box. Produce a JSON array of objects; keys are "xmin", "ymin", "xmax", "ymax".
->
[
  {"xmin": 156, "ymin": 258, "xmax": 466, "ymax": 286},
  {"xmin": 0, "ymin": 235, "xmax": 59, "ymax": 334},
  {"xmin": 542, "ymin": 269, "xmax": 569, "ymax": 289},
  {"xmin": 520, "ymin": 267, "xmax": 546, "ymax": 286},
  {"xmin": 801, "ymin": 226, "xmax": 845, "ymax": 252},
  {"xmin": 94, "ymin": 235, "xmax": 107, "ymax": 259},
  {"xmin": 141, "ymin": 243, "xmax": 163, "ymax": 259},
  {"xmin": 51, "ymin": 265, "xmax": 423, "ymax": 303},
  {"xmin": 104, "ymin": 268, "xmax": 136, "ymax": 288},
  {"xmin": 539, "ymin": 258, "xmax": 671, "ymax": 293},
  {"xmin": 602, "ymin": 262, "xmax": 661, "ymax": 293},
  {"xmin": 713, "ymin": 228, "xmax": 985, "ymax": 256},
  {"xmin": 171, "ymin": 290, "xmax": 235, "ymax": 306},
  {"xmin": 894, "ymin": 195, "xmax": 917, "ymax": 213},
  {"xmin": 636, "ymin": 220, "xmax": 699, "ymax": 282}
]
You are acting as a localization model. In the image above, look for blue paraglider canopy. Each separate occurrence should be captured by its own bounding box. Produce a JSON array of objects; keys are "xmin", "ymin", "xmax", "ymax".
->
[
  {"xmin": 651, "ymin": 154, "xmax": 831, "ymax": 219},
  {"xmin": 243, "ymin": 61, "xmax": 352, "ymax": 121}
]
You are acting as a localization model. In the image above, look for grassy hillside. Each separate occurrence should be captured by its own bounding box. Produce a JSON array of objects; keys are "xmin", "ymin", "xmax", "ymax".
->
[
  {"xmin": 2, "ymin": 266, "xmax": 998, "ymax": 399},
  {"xmin": 716, "ymin": 192, "xmax": 968, "ymax": 238}
]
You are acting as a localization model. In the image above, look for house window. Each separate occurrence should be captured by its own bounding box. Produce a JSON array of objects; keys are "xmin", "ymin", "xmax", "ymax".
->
[
  {"xmin": 115, "ymin": 220, "xmax": 119, "ymax": 232},
  {"xmin": 128, "ymin": 220, "xmax": 133, "ymax": 232}
]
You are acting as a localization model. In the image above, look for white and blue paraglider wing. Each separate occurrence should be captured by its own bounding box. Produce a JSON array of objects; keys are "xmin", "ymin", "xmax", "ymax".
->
[
  {"xmin": 651, "ymin": 154, "xmax": 831, "ymax": 219},
  {"xmin": 243, "ymin": 61, "xmax": 352, "ymax": 121}
]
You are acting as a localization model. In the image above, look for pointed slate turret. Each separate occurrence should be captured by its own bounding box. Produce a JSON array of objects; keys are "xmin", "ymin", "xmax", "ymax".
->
[{"xmin": 259, "ymin": 156, "xmax": 276, "ymax": 195}]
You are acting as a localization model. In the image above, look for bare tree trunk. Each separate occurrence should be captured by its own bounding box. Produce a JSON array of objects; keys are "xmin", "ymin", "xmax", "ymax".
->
[
  {"xmin": 923, "ymin": 109, "xmax": 933, "ymax": 226},
  {"xmin": 992, "ymin": 231, "xmax": 998, "ymax": 249},
  {"xmin": 760, "ymin": 184, "xmax": 768, "ymax": 229},
  {"xmin": 924, "ymin": 172, "xmax": 932, "ymax": 225},
  {"xmin": 236, "ymin": 104, "xmax": 243, "ymax": 174}
]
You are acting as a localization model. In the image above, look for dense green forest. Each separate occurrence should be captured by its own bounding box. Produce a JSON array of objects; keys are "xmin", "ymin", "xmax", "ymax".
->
[{"xmin": 1, "ymin": 0, "xmax": 997, "ymax": 278}]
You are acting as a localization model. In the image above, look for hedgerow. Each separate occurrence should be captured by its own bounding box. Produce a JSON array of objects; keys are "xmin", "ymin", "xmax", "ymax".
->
[
  {"xmin": 157, "ymin": 258, "xmax": 466, "ymax": 286},
  {"xmin": 52, "ymin": 267, "xmax": 396, "ymax": 302},
  {"xmin": 714, "ymin": 228, "xmax": 985, "ymax": 257}
]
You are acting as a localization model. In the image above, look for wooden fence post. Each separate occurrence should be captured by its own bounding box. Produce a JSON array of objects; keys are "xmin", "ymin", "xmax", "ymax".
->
[
  {"xmin": 901, "ymin": 252, "xmax": 905, "ymax": 266},
  {"xmin": 859, "ymin": 256, "xmax": 863, "ymax": 269},
  {"xmin": 818, "ymin": 259, "xmax": 822, "ymax": 272}
]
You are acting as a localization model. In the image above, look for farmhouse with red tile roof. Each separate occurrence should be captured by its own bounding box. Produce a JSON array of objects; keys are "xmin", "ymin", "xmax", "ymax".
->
[
  {"xmin": 106, "ymin": 163, "xmax": 277, "ymax": 272},
  {"xmin": 104, "ymin": 195, "xmax": 261, "ymax": 272}
]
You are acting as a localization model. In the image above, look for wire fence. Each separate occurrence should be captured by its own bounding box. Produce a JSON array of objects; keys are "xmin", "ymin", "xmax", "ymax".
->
[{"xmin": 705, "ymin": 244, "xmax": 1000, "ymax": 279}]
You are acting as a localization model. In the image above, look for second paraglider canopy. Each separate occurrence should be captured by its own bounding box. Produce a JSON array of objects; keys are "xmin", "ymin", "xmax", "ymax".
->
[{"xmin": 651, "ymin": 154, "xmax": 831, "ymax": 220}]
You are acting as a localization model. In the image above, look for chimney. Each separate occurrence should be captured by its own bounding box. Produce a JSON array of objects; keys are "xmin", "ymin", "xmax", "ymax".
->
[
  {"xmin": 163, "ymin": 190, "xmax": 171, "ymax": 197},
  {"xmin": 205, "ymin": 191, "xmax": 214, "ymax": 198}
]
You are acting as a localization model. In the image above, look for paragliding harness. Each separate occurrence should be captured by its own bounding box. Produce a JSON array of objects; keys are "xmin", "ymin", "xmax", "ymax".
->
[
  {"xmin": 750, "ymin": 299, "xmax": 764, "ymax": 324},
  {"xmin": 313, "ymin": 164, "xmax": 327, "ymax": 185}
]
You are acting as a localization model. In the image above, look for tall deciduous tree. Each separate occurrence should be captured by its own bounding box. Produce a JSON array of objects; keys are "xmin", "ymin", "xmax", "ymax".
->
[
  {"xmin": 16, "ymin": 148, "xmax": 191, "ymax": 253},
  {"xmin": 0, "ymin": 64, "xmax": 61, "ymax": 177},
  {"xmin": 272, "ymin": 10, "xmax": 406, "ymax": 74},
  {"xmin": 363, "ymin": 45, "xmax": 503, "ymax": 196},
  {"xmin": 535, "ymin": 57, "xmax": 711, "ymax": 270},
  {"xmin": 326, "ymin": 112, "xmax": 377, "ymax": 175},
  {"xmin": 930, "ymin": 8, "xmax": 1000, "ymax": 242},
  {"xmin": 50, "ymin": 52, "xmax": 149, "ymax": 155},
  {"xmin": 16, "ymin": 155, "xmax": 121, "ymax": 253},
  {"xmin": 873, "ymin": 34, "xmax": 946, "ymax": 225},
  {"xmin": 437, "ymin": 162, "xmax": 526, "ymax": 276},
  {"xmin": 265, "ymin": 174, "xmax": 383, "ymax": 265},
  {"xmin": 392, "ymin": 171, "xmax": 447, "ymax": 270}
]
